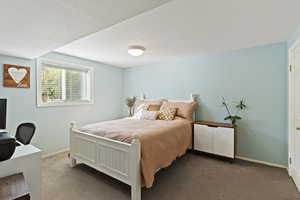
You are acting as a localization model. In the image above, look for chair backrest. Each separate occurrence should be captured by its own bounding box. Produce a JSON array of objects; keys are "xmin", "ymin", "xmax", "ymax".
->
[{"xmin": 15, "ymin": 123, "xmax": 36, "ymax": 145}]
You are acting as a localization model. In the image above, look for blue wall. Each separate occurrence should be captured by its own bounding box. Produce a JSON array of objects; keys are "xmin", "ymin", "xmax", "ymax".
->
[
  {"xmin": 0, "ymin": 42, "xmax": 290, "ymax": 165},
  {"xmin": 124, "ymin": 42, "xmax": 288, "ymax": 166},
  {"xmin": 0, "ymin": 52, "xmax": 124, "ymax": 155}
]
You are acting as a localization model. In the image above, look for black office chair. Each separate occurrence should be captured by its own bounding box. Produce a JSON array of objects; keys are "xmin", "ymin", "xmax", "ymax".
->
[{"xmin": 15, "ymin": 123, "xmax": 36, "ymax": 145}]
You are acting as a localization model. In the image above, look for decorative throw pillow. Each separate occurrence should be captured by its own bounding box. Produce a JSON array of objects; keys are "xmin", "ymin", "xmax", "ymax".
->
[
  {"xmin": 132, "ymin": 104, "xmax": 149, "ymax": 119},
  {"xmin": 136, "ymin": 104, "xmax": 149, "ymax": 112},
  {"xmin": 134, "ymin": 99, "xmax": 166, "ymax": 114},
  {"xmin": 147, "ymin": 105, "xmax": 161, "ymax": 111},
  {"xmin": 160, "ymin": 101, "xmax": 198, "ymax": 121},
  {"xmin": 139, "ymin": 110, "xmax": 158, "ymax": 120},
  {"xmin": 158, "ymin": 108, "xmax": 177, "ymax": 120}
]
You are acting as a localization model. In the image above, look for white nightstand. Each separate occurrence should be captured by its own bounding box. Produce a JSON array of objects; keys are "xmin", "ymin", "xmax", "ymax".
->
[{"xmin": 193, "ymin": 121, "xmax": 236, "ymax": 159}]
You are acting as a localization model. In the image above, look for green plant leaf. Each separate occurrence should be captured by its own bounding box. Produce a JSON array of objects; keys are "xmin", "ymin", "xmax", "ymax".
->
[
  {"xmin": 236, "ymin": 98, "xmax": 247, "ymax": 110},
  {"xmin": 224, "ymin": 116, "xmax": 231, "ymax": 120}
]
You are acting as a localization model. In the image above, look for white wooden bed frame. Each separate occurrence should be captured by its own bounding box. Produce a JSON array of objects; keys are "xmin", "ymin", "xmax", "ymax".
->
[{"xmin": 69, "ymin": 94, "xmax": 198, "ymax": 200}]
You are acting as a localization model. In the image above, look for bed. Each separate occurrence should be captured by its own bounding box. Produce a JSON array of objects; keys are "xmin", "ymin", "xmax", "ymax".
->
[{"xmin": 69, "ymin": 95, "xmax": 198, "ymax": 200}]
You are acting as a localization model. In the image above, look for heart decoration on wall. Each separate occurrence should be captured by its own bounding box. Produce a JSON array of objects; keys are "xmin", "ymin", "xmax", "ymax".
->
[
  {"xmin": 8, "ymin": 67, "xmax": 27, "ymax": 84},
  {"xmin": 3, "ymin": 64, "xmax": 30, "ymax": 88}
]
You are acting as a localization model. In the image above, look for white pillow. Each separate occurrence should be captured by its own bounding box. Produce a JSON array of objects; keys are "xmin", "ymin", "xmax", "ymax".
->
[
  {"xmin": 139, "ymin": 110, "xmax": 158, "ymax": 120},
  {"xmin": 132, "ymin": 104, "xmax": 149, "ymax": 119},
  {"xmin": 132, "ymin": 109, "xmax": 144, "ymax": 119},
  {"xmin": 135, "ymin": 104, "xmax": 149, "ymax": 112}
]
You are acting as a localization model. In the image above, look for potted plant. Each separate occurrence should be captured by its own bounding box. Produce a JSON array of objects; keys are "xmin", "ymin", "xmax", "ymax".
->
[
  {"xmin": 42, "ymin": 88, "xmax": 56, "ymax": 103},
  {"xmin": 222, "ymin": 97, "xmax": 247, "ymax": 125},
  {"xmin": 47, "ymin": 88, "xmax": 56, "ymax": 100},
  {"xmin": 125, "ymin": 96, "xmax": 137, "ymax": 117},
  {"xmin": 42, "ymin": 92, "xmax": 48, "ymax": 103}
]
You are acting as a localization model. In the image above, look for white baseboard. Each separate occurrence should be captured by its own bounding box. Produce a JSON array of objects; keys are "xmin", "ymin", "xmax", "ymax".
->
[
  {"xmin": 236, "ymin": 156, "xmax": 287, "ymax": 169},
  {"xmin": 42, "ymin": 148, "xmax": 70, "ymax": 159},
  {"xmin": 290, "ymin": 167, "xmax": 300, "ymax": 191}
]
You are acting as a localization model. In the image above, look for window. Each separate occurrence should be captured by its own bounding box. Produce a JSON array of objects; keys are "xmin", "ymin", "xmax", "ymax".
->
[{"xmin": 37, "ymin": 59, "xmax": 94, "ymax": 107}]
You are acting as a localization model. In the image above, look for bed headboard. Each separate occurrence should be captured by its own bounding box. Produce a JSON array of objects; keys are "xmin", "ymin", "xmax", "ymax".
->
[
  {"xmin": 140, "ymin": 93, "xmax": 199, "ymax": 102},
  {"xmin": 140, "ymin": 93, "xmax": 199, "ymax": 121}
]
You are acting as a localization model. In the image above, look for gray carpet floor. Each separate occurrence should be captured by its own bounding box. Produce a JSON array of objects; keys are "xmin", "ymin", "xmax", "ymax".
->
[{"xmin": 42, "ymin": 152, "xmax": 300, "ymax": 200}]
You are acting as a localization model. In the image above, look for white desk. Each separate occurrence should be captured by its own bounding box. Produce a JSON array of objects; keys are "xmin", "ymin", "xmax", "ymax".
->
[{"xmin": 0, "ymin": 145, "xmax": 42, "ymax": 200}]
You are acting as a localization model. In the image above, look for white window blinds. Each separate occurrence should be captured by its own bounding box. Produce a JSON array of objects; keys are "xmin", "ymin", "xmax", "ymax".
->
[{"xmin": 37, "ymin": 59, "xmax": 93, "ymax": 107}]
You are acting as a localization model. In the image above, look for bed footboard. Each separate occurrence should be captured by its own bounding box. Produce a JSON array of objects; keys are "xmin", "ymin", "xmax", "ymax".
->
[{"xmin": 69, "ymin": 122, "xmax": 141, "ymax": 200}]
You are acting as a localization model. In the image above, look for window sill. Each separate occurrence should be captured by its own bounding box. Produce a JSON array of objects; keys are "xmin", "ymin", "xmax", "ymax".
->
[{"xmin": 37, "ymin": 100, "xmax": 94, "ymax": 108}]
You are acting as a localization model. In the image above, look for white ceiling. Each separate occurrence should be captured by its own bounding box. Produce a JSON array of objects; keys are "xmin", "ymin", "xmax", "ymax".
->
[
  {"xmin": 0, "ymin": 0, "xmax": 170, "ymax": 58},
  {"xmin": 56, "ymin": 0, "xmax": 300, "ymax": 68}
]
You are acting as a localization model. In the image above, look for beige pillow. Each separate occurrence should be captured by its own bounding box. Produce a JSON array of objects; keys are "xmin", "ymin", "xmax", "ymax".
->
[
  {"xmin": 148, "ymin": 105, "xmax": 161, "ymax": 111},
  {"xmin": 160, "ymin": 101, "xmax": 198, "ymax": 121},
  {"xmin": 139, "ymin": 110, "xmax": 159, "ymax": 120},
  {"xmin": 158, "ymin": 108, "xmax": 177, "ymax": 120},
  {"xmin": 134, "ymin": 99, "xmax": 165, "ymax": 113}
]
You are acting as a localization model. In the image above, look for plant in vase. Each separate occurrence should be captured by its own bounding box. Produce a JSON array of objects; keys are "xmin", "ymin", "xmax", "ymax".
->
[
  {"xmin": 222, "ymin": 97, "xmax": 247, "ymax": 125},
  {"xmin": 47, "ymin": 88, "xmax": 56, "ymax": 100},
  {"xmin": 42, "ymin": 92, "xmax": 48, "ymax": 103},
  {"xmin": 41, "ymin": 88, "xmax": 56, "ymax": 103},
  {"xmin": 125, "ymin": 96, "xmax": 137, "ymax": 117}
]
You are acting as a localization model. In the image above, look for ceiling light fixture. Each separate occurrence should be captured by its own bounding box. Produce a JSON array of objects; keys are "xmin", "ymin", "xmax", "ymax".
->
[{"xmin": 128, "ymin": 45, "xmax": 145, "ymax": 56}]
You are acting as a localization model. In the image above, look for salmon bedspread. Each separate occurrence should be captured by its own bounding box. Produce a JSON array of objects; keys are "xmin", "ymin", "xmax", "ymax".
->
[{"xmin": 79, "ymin": 118, "xmax": 192, "ymax": 188}]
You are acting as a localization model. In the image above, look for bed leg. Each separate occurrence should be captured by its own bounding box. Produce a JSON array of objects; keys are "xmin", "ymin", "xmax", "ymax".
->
[
  {"xmin": 70, "ymin": 157, "xmax": 77, "ymax": 168},
  {"xmin": 131, "ymin": 185, "xmax": 141, "ymax": 200},
  {"xmin": 130, "ymin": 138, "xmax": 141, "ymax": 200},
  {"xmin": 70, "ymin": 121, "xmax": 77, "ymax": 168}
]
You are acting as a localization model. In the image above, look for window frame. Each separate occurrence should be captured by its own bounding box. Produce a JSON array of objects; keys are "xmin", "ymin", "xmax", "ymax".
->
[{"xmin": 36, "ymin": 58, "xmax": 94, "ymax": 107}]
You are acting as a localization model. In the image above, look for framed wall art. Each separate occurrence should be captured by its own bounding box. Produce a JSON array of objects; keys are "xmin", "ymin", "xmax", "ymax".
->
[{"xmin": 3, "ymin": 64, "xmax": 30, "ymax": 88}]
